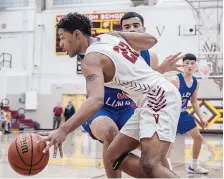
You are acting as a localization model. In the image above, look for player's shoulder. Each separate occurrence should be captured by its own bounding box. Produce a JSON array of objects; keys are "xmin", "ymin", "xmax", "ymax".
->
[
  {"xmin": 171, "ymin": 74, "xmax": 180, "ymax": 81},
  {"xmin": 170, "ymin": 75, "xmax": 179, "ymax": 84}
]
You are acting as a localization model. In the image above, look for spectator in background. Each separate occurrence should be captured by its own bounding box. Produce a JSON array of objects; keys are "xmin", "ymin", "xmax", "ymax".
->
[
  {"xmin": 53, "ymin": 102, "xmax": 63, "ymax": 129},
  {"xmin": 0, "ymin": 103, "xmax": 5, "ymax": 135},
  {"xmin": 0, "ymin": 103, "xmax": 3, "ymax": 110},
  {"xmin": 64, "ymin": 101, "xmax": 75, "ymax": 122},
  {"xmin": 0, "ymin": 103, "xmax": 10, "ymax": 134}
]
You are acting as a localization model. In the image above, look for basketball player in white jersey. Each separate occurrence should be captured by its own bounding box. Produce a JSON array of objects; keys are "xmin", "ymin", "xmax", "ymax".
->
[{"xmin": 39, "ymin": 12, "xmax": 183, "ymax": 178}]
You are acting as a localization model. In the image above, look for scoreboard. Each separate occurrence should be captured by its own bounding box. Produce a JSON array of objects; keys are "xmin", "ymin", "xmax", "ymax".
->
[{"xmin": 55, "ymin": 12, "xmax": 125, "ymax": 55}]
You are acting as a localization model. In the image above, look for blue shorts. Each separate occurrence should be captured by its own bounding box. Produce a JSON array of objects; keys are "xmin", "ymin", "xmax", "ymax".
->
[
  {"xmin": 177, "ymin": 113, "xmax": 197, "ymax": 134},
  {"xmin": 82, "ymin": 107, "xmax": 134, "ymax": 142}
]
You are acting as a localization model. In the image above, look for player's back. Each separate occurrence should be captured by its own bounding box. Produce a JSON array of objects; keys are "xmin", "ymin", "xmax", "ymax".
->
[
  {"xmin": 177, "ymin": 73, "xmax": 197, "ymax": 115},
  {"xmin": 86, "ymin": 34, "xmax": 166, "ymax": 103}
]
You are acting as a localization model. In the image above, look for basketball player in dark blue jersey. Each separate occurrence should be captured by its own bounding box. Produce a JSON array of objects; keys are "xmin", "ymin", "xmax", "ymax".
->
[
  {"xmin": 170, "ymin": 53, "xmax": 209, "ymax": 174},
  {"xmin": 81, "ymin": 12, "xmax": 159, "ymax": 177}
]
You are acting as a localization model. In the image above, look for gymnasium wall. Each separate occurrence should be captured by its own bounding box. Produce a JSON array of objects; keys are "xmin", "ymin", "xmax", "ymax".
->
[{"xmin": 0, "ymin": 1, "xmax": 223, "ymax": 129}]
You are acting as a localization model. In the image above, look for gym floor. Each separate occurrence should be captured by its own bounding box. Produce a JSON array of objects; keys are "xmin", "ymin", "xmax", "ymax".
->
[{"xmin": 0, "ymin": 130, "xmax": 223, "ymax": 178}]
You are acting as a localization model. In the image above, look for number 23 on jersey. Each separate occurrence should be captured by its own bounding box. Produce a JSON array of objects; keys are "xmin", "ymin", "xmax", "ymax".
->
[{"xmin": 113, "ymin": 42, "xmax": 139, "ymax": 64}]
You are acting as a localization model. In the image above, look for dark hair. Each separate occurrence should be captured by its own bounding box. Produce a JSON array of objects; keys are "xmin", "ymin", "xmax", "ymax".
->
[
  {"xmin": 120, "ymin": 12, "xmax": 144, "ymax": 26},
  {"xmin": 183, "ymin": 53, "xmax": 197, "ymax": 61},
  {"xmin": 56, "ymin": 12, "xmax": 92, "ymax": 36}
]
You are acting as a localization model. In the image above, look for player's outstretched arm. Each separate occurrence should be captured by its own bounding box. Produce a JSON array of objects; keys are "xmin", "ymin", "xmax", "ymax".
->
[
  {"xmin": 190, "ymin": 82, "xmax": 208, "ymax": 128},
  {"xmin": 38, "ymin": 53, "xmax": 105, "ymax": 157},
  {"xmin": 149, "ymin": 51, "xmax": 159, "ymax": 69},
  {"xmin": 107, "ymin": 31, "xmax": 157, "ymax": 51},
  {"xmin": 61, "ymin": 53, "xmax": 105, "ymax": 135}
]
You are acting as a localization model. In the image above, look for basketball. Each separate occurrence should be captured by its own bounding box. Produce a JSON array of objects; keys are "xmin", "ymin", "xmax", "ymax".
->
[{"xmin": 8, "ymin": 133, "xmax": 50, "ymax": 176}]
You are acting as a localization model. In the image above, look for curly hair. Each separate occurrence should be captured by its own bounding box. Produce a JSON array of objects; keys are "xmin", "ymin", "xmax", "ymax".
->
[
  {"xmin": 120, "ymin": 12, "xmax": 144, "ymax": 26},
  {"xmin": 56, "ymin": 12, "xmax": 92, "ymax": 36}
]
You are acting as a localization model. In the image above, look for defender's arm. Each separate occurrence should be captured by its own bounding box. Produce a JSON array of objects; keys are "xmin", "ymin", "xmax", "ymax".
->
[
  {"xmin": 107, "ymin": 31, "xmax": 157, "ymax": 51},
  {"xmin": 190, "ymin": 82, "xmax": 208, "ymax": 128}
]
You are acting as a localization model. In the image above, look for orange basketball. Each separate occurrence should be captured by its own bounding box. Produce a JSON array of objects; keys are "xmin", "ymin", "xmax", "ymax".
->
[{"xmin": 8, "ymin": 133, "xmax": 50, "ymax": 176}]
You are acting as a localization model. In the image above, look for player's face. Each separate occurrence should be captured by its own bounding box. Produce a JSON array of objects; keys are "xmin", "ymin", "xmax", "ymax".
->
[
  {"xmin": 58, "ymin": 28, "xmax": 83, "ymax": 58},
  {"xmin": 183, "ymin": 60, "xmax": 197, "ymax": 74},
  {"xmin": 121, "ymin": 17, "xmax": 145, "ymax": 33}
]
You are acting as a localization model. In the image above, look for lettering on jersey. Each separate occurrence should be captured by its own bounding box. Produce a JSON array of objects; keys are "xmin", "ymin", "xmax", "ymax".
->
[
  {"xmin": 117, "ymin": 91, "xmax": 129, "ymax": 99},
  {"xmin": 105, "ymin": 97, "xmax": 131, "ymax": 107},
  {"xmin": 113, "ymin": 42, "xmax": 139, "ymax": 64},
  {"xmin": 182, "ymin": 92, "xmax": 191, "ymax": 98},
  {"xmin": 153, "ymin": 113, "xmax": 159, "ymax": 124}
]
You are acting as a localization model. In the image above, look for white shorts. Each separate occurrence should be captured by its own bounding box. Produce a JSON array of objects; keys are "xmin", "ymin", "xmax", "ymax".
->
[{"xmin": 120, "ymin": 81, "xmax": 182, "ymax": 143}]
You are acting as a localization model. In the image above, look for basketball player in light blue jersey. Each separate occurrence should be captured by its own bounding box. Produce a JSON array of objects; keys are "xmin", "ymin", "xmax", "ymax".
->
[
  {"xmin": 170, "ymin": 53, "xmax": 209, "ymax": 174},
  {"xmin": 82, "ymin": 12, "xmax": 159, "ymax": 177}
]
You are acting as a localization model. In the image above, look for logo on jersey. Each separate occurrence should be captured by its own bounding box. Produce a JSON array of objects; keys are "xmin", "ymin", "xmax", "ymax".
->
[
  {"xmin": 105, "ymin": 91, "xmax": 131, "ymax": 108},
  {"xmin": 147, "ymin": 86, "xmax": 167, "ymax": 112},
  {"xmin": 117, "ymin": 91, "xmax": 129, "ymax": 99},
  {"xmin": 153, "ymin": 113, "xmax": 159, "ymax": 124}
]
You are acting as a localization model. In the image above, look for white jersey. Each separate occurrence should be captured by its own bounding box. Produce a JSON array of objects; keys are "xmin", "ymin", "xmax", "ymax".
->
[
  {"xmin": 85, "ymin": 34, "xmax": 167, "ymax": 104},
  {"xmin": 86, "ymin": 34, "xmax": 182, "ymax": 143}
]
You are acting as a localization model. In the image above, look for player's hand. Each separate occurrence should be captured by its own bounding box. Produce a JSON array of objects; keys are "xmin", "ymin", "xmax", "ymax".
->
[
  {"xmin": 200, "ymin": 119, "xmax": 208, "ymax": 129},
  {"xmin": 38, "ymin": 128, "xmax": 66, "ymax": 158},
  {"xmin": 158, "ymin": 52, "xmax": 185, "ymax": 73}
]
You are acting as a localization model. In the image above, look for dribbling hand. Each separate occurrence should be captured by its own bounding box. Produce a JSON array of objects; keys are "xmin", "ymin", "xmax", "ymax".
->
[{"xmin": 38, "ymin": 129, "xmax": 66, "ymax": 158}]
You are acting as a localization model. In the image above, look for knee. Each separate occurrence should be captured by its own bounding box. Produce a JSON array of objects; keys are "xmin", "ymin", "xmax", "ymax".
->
[
  {"xmin": 193, "ymin": 134, "xmax": 203, "ymax": 143},
  {"xmin": 103, "ymin": 127, "xmax": 118, "ymax": 144},
  {"xmin": 140, "ymin": 154, "xmax": 160, "ymax": 174}
]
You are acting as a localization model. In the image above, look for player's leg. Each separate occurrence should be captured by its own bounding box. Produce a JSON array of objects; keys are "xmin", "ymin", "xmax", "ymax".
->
[
  {"xmin": 138, "ymin": 108, "xmax": 179, "ymax": 178},
  {"xmin": 166, "ymin": 144, "xmax": 174, "ymax": 170},
  {"xmin": 106, "ymin": 132, "xmax": 149, "ymax": 178},
  {"xmin": 186, "ymin": 125, "xmax": 209, "ymax": 174},
  {"xmin": 89, "ymin": 114, "xmax": 121, "ymax": 178},
  {"xmin": 106, "ymin": 108, "xmax": 176, "ymax": 178},
  {"xmin": 82, "ymin": 108, "xmax": 129, "ymax": 178},
  {"xmin": 106, "ymin": 109, "xmax": 151, "ymax": 178},
  {"xmin": 140, "ymin": 134, "xmax": 177, "ymax": 178},
  {"xmin": 111, "ymin": 109, "xmax": 176, "ymax": 178},
  {"xmin": 166, "ymin": 115, "xmax": 185, "ymax": 171},
  {"xmin": 138, "ymin": 83, "xmax": 182, "ymax": 178}
]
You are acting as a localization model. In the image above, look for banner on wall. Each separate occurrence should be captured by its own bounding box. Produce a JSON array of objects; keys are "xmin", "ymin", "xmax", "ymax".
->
[
  {"xmin": 187, "ymin": 98, "xmax": 223, "ymax": 132},
  {"xmin": 55, "ymin": 12, "xmax": 125, "ymax": 55}
]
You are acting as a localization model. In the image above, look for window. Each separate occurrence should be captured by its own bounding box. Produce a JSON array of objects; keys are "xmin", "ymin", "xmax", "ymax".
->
[{"xmin": 0, "ymin": 0, "xmax": 30, "ymax": 8}]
